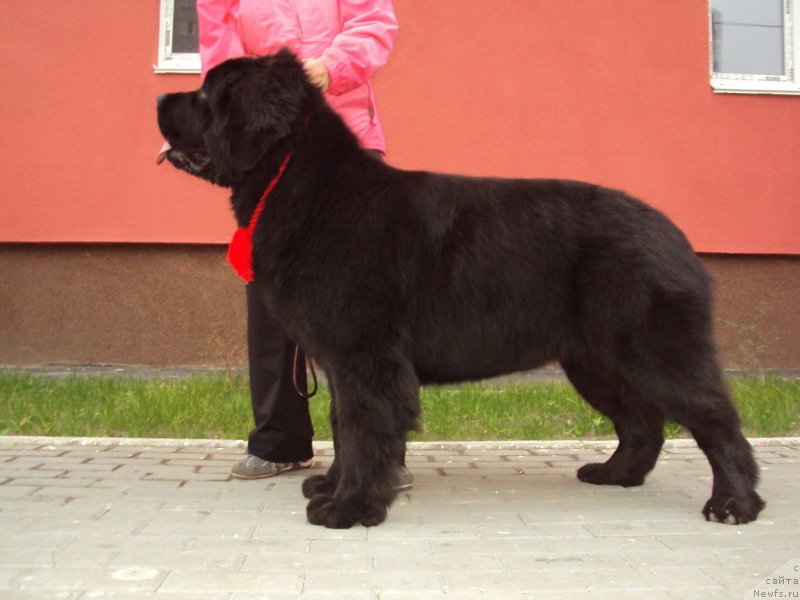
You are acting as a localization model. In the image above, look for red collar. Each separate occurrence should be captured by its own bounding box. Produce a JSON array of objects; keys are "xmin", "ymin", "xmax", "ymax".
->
[{"xmin": 226, "ymin": 153, "xmax": 292, "ymax": 282}]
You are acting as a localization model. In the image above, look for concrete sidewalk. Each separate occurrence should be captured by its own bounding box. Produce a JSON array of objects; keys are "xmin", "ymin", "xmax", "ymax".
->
[{"xmin": 0, "ymin": 436, "xmax": 797, "ymax": 599}]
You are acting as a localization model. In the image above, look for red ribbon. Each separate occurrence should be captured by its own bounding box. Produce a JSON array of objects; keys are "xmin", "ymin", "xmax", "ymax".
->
[{"xmin": 227, "ymin": 154, "xmax": 292, "ymax": 283}]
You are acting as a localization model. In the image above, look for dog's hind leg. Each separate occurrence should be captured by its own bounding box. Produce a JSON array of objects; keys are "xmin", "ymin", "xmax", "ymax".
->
[
  {"xmin": 562, "ymin": 361, "xmax": 665, "ymax": 487},
  {"xmin": 659, "ymin": 369, "xmax": 765, "ymax": 524},
  {"xmin": 627, "ymin": 287, "xmax": 765, "ymax": 524},
  {"xmin": 305, "ymin": 354, "xmax": 420, "ymax": 528}
]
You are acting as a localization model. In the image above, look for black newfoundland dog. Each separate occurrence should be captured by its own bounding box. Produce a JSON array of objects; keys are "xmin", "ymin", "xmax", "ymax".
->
[{"xmin": 157, "ymin": 50, "xmax": 764, "ymax": 528}]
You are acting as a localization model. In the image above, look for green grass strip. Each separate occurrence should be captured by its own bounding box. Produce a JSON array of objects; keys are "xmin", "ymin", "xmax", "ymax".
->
[{"xmin": 0, "ymin": 373, "xmax": 797, "ymax": 441}]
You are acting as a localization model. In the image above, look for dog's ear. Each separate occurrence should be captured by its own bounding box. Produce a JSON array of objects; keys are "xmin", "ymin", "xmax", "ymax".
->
[{"xmin": 204, "ymin": 51, "xmax": 309, "ymax": 173}]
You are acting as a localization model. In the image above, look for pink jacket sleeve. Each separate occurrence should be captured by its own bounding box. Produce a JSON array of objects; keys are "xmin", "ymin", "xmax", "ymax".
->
[
  {"xmin": 196, "ymin": 0, "xmax": 246, "ymax": 80},
  {"xmin": 318, "ymin": 0, "xmax": 399, "ymax": 96}
]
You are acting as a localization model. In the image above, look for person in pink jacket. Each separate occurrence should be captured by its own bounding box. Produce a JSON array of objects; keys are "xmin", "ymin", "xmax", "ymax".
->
[
  {"xmin": 196, "ymin": 0, "xmax": 410, "ymax": 485},
  {"xmin": 198, "ymin": 0, "xmax": 397, "ymax": 153}
]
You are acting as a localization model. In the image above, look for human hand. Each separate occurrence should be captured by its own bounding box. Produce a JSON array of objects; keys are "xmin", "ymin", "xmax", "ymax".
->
[{"xmin": 302, "ymin": 58, "xmax": 330, "ymax": 92}]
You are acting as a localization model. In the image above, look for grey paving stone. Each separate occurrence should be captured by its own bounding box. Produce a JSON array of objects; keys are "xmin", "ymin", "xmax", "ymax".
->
[
  {"xmin": 158, "ymin": 569, "xmax": 301, "ymax": 594},
  {"xmin": 573, "ymin": 566, "xmax": 722, "ymax": 590},
  {"xmin": 234, "ymin": 594, "xmax": 375, "ymax": 600},
  {"xmin": 525, "ymin": 592, "xmax": 673, "ymax": 600},
  {"xmin": 304, "ymin": 570, "xmax": 443, "ymax": 594},
  {"xmin": 442, "ymin": 569, "xmax": 583, "ymax": 593},
  {"xmin": 108, "ymin": 548, "xmax": 244, "ymax": 570},
  {"xmin": 60, "ymin": 532, "xmax": 194, "ymax": 554},
  {"xmin": 0, "ymin": 547, "xmax": 55, "ymax": 569},
  {"xmin": 373, "ymin": 553, "xmax": 501, "ymax": 572},
  {"xmin": 0, "ymin": 435, "xmax": 795, "ymax": 599},
  {"xmin": 241, "ymin": 551, "xmax": 372, "ymax": 572},
  {"xmin": 499, "ymin": 551, "xmax": 630, "ymax": 571},
  {"xmin": 310, "ymin": 538, "xmax": 427, "ymax": 555},
  {"xmin": 14, "ymin": 566, "xmax": 170, "ymax": 593},
  {"xmin": 5, "ymin": 477, "xmax": 97, "ymax": 488}
]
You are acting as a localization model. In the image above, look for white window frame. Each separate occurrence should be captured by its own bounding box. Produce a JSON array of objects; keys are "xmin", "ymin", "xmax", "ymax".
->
[
  {"xmin": 155, "ymin": 0, "xmax": 201, "ymax": 74},
  {"xmin": 710, "ymin": 0, "xmax": 800, "ymax": 95}
]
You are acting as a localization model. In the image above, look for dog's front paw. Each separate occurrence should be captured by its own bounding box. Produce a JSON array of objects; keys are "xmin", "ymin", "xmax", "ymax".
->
[
  {"xmin": 302, "ymin": 474, "xmax": 335, "ymax": 499},
  {"xmin": 577, "ymin": 462, "xmax": 645, "ymax": 488},
  {"xmin": 702, "ymin": 492, "xmax": 765, "ymax": 525},
  {"xmin": 306, "ymin": 496, "xmax": 387, "ymax": 529}
]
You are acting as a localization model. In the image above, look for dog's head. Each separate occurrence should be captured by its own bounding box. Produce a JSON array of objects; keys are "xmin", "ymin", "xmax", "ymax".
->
[{"xmin": 157, "ymin": 49, "xmax": 311, "ymax": 185}]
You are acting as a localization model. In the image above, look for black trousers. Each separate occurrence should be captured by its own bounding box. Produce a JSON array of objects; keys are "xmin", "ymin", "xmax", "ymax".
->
[{"xmin": 245, "ymin": 283, "xmax": 314, "ymax": 463}]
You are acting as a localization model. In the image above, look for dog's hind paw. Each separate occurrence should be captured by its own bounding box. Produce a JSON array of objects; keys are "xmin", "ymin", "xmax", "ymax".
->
[
  {"xmin": 302, "ymin": 474, "xmax": 334, "ymax": 499},
  {"xmin": 702, "ymin": 492, "xmax": 765, "ymax": 525},
  {"xmin": 306, "ymin": 495, "xmax": 387, "ymax": 529}
]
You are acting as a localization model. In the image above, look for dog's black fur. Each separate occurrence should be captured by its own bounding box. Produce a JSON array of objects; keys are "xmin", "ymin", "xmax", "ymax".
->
[{"xmin": 157, "ymin": 50, "xmax": 765, "ymax": 528}]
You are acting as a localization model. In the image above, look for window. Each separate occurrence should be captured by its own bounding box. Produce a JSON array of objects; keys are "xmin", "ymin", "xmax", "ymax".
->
[
  {"xmin": 156, "ymin": 0, "xmax": 200, "ymax": 73},
  {"xmin": 710, "ymin": 0, "xmax": 799, "ymax": 94}
]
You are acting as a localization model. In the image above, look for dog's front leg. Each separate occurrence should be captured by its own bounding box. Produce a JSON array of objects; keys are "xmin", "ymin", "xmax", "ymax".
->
[
  {"xmin": 305, "ymin": 435, "xmax": 398, "ymax": 529},
  {"xmin": 305, "ymin": 358, "xmax": 419, "ymax": 528},
  {"xmin": 302, "ymin": 387, "xmax": 341, "ymax": 499}
]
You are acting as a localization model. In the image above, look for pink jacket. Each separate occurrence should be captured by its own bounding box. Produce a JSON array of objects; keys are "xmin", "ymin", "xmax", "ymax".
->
[{"xmin": 196, "ymin": 0, "xmax": 398, "ymax": 153}]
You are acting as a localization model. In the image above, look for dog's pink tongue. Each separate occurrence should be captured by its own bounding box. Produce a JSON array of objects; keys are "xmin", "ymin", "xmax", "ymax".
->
[{"xmin": 156, "ymin": 140, "xmax": 171, "ymax": 165}]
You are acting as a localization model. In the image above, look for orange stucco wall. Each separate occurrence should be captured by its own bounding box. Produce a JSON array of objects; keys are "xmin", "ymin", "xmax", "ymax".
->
[{"xmin": 1, "ymin": 0, "xmax": 798, "ymax": 253}]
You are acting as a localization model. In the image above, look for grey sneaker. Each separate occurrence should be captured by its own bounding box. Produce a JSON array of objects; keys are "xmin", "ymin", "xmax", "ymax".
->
[
  {"xmin": 397, "ymin": 466, "xmax": 414, "ymax": 491},
  {"xmin": 231, "ymin": 454, "xmax": 313, "ymax": 480}
]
